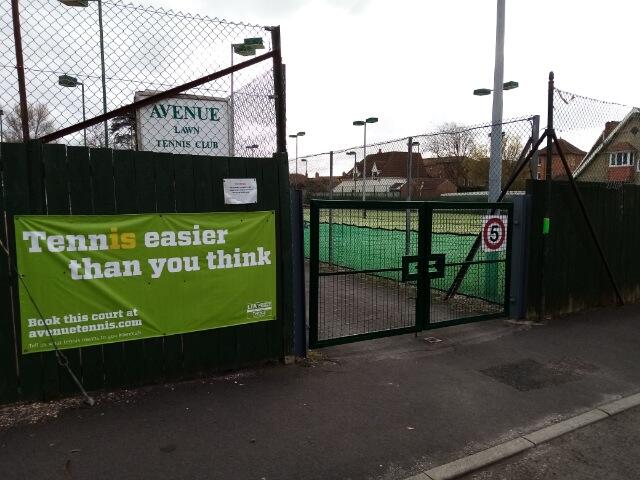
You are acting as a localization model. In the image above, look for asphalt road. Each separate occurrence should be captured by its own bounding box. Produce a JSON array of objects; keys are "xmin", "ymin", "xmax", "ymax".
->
[
  {"xmin": 1, "ymin": 305, "xmax": 640, "ymax": 479},
  {"xmin": 463, "ymin": 405, "xmax": 640, "ymax": 480}
]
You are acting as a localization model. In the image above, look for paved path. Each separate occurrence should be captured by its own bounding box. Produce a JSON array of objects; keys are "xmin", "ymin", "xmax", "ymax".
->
[
  {"xmin": 461, "ymin": 405, "xmax": 640, "ymax": 480},
  {"xmin": 2, "ymin": 305, "xmax": 640, "ymax": 479}
]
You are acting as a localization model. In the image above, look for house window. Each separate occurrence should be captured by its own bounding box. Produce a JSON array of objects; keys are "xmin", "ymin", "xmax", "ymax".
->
[{"xmin": 609, "ymin": 152, "xmax": 635, "ymax": 167}]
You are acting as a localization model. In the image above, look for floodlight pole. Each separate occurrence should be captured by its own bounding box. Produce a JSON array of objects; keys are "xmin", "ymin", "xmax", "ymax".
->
[
  {"xmin": 353, "ymin": 118, "xmax": 377, "ymax": 201},
  {"xmin": 295, "ymin": 135, "xmax": 299, "ymax": 174},
  {"xmin": 362, "ymin": 122, "xmax": 368, "ymax": 201},
  {"xmin": 81, "ymin": 81, "xmax": 87, "ymax": 146},
  {"xmin": 489, "ymin": 0, "xmax": 506, "ymax": 202}
]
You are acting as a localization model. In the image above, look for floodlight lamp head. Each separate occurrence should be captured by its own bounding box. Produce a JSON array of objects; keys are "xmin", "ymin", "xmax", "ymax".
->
[{"xmin": 58, "ymin": 74, "xmax": 79, "ymax": 87}]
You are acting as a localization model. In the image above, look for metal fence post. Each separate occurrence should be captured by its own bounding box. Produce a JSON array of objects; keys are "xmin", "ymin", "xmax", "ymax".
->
[
  {"xmin": 405, "ymin": 136, "xmax": 413, "ymax": 255},
  {"xmin": 10, "ymin": 0, "xmax": 30, "ymax": 141},
  {"xmin": 270, "ymin": 26, "xmax": 287, "ymax": 154},
  {"xmin": 538, "ymin": 71, "xmax": 555, "ymax": 321},
  {"xmin": 328, "ymin": 151, "xmax": 334, "ymax": 265},
  {"xmin": 530, "ymin": 115, "xmax": 540, "ymax": 179},
  {"xmin": 290, "ymin": 188, "xmax": 306, "ymax": 357}
]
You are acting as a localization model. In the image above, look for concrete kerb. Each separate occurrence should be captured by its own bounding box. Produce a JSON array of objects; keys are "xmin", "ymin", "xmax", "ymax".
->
[{"xmin": 405, "ymin": 391, "xmax": 640, "ymax": 480}]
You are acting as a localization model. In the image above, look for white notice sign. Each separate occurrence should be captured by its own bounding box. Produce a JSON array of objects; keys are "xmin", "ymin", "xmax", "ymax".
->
[
  {"xmin": 224, "ymin": 178, "xmax": 258, "ymax": 205},
  {"xmin": 135, "ymin": 91, "xmax": 231, "ymax": 156}
]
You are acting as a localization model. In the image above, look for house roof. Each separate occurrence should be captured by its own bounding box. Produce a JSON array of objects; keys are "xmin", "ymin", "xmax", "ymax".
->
[
  {"xmin": 536, "ymin": 138, "xmax": 586, "ymax": 157},
  {"xmin": 332, "ymin": 176, "xmax": 408, "ymax": 193},
  {"xmin": 347, "ymin": 150, "xmax": 427, "ymax": 178},
  {"xmin": 574, "ymin": 108, "xmax": 640, "ymax": 178}
]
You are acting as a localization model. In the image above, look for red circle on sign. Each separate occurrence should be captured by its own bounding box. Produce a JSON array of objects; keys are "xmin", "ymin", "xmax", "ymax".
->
[{"xmin": 483, "ymin": 218, "xmax": 506, "ymax": 251}]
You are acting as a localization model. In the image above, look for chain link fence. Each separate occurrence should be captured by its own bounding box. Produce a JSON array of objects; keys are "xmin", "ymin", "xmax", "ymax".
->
[
  {"xmin": 1, "ymin": 0, "xmax": 276, "ymax": 156},
  {"xmin": 291, "ymin": 117, "xmax": 538, "ymax": 204},
  {"xmin": 553, "ymin": 88, "xmax": 639, "ymax": 188}
]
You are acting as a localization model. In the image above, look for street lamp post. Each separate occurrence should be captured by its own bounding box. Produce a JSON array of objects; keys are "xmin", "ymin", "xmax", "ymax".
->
[
  {"xmin": 230, "ymin": 37, "xmax": 264, "ymax": 156},
  {"xmin": 58, "ymin": 0, "xmax": 109, "ymax": 147},
  {"xmin": 352, "ymin": 117, "xmax": 378, "ymax": 201},
  {"xmin": 288, "ymin": 131, "xmax": 305, "ymax": 175},
  {"xmin": 59, "ymin": 74, "xmax": 87, "ymax": 146}
]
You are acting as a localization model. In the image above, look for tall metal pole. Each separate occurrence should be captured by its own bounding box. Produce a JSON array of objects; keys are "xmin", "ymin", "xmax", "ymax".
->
[
  {"xmin": 538, "ymin": 71, "xmax": 555, "ymax": 321},
  {"xmin": 405, "ymin": 137, "xmax": 414, "ymax": 255},
  {"xmin": 97, "ymin": 0, "xmax": 108, "ymax": 147},
  {"xmin": 270, "ymin": 26, "xmax": 287, "ymax": 154},
  {"xmin": 81, "ymin": 82, "xmax": 87, "ymax": 147},
  {"xmin": 362, "ymin": 122, "xmax": 367, "ymax": 201},
  {"xmin": 353, "ymin": 155, "xmax": 356, "ymax": 182},
  {"xmin": 489, "ymin": 0, "xmax": 505, "ymax": 202},
  {"xmin": 545, "ymin": 73, "xmax": 554, "ymax": 180},
  {"xmin": 329, "ymin": 151, "xmax": 334, "ymax": 264},
  {"xmin": 11, "ymin": 0, "xmax": 30, "ymax": 142}
]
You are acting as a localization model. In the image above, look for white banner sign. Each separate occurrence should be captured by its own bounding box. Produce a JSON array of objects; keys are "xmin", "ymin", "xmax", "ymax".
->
[
  {"xmin": 135, "ymin": 91, "xmax": 231, "ymax": 156},
  {"xmin": 224, "ymin": 178, "xmax": 258, "ymax": 205}
]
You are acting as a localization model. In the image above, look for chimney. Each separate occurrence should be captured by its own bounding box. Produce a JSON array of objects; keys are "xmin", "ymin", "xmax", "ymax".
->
[
  {"xmin": 315, "ymin": 172, "xmax": 319, "ymax": 178},
  {"xmin": 604, "ymin": 121, "xmax": 620, "ymax": 138}
]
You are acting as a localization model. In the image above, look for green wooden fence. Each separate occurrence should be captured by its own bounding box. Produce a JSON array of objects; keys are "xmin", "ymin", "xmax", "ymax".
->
[
  {"xmin": 0, "ymin": 142, "xmax": 293, "ymax": 404},
  {"xmin": 526, "ymin": 180, "xmax": 638, "ymax": 317}
]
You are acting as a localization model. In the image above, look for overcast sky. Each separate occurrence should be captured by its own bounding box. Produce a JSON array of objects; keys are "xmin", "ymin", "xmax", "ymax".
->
[{"xmin": 44, "ymin": 1, "xmax": 640, "ymax": 154}]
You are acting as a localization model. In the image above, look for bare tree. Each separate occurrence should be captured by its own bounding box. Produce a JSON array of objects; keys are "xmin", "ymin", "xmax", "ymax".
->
[
  {"xmin": 110, "ymin": 113, "xmax": 136, "ymax": 150},
  {"xmin": 4, "ymin": 103, "xmax": 55, "ymax": 141},
  {"xmin": 86, "ymin": 123, "xmax": 108, "ymax": 148},
  {"xmin": 501, "ymin": 133, "xmax": 527, "ymax": 189},
  {"xmin": 425, "ymin": 122, "xmax": 477, "ymax": 158}
]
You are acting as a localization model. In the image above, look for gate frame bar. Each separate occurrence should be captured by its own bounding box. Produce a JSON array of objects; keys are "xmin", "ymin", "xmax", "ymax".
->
[{"xmin": 308, "ymin": 199, "xmax": 513, "ymax": 349}]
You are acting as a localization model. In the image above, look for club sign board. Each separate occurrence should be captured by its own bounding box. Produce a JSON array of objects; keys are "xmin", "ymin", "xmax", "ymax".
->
[
  {"xmin": 481, "ymin": 215, "xmax": 508, "ymax": 252},
  {"xmin": 14, "ymin": 211, "xmax": 276, "ymax": 354},
  {"xmin": 135, "ymin": 91, "xmax": 232, "ymax": 155}
]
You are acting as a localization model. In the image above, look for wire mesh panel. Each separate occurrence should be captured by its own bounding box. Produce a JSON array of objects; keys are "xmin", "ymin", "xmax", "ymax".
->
[
  {"xmin": 308, "ymin": 200, "xmax": 513, "ymax": 348},
  {"xmin": 1, "ymin": 0, "xmax": 275, "ymax": 155},
  {"xmin": 554, "ymin": 88, "xmax": 639, "ymax": 190},
  {"xmin": 427, "ymin": 203, "xmax": 512, "ymax": 326},
  {"xmin": 293, "ymin": 117, "xmax": 537, "ymax": 204},
  {"xmin": 309, "ymin": 201, "xmax": 421, "ymax": 348}
]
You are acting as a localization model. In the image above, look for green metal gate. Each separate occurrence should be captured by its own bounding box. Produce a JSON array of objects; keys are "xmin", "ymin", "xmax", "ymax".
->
[{"xmin": 308, "ymin": 200, "xmax": 513, "ymax": 348}]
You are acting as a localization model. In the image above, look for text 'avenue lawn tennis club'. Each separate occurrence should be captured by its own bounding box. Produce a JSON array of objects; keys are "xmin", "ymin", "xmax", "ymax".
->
[{"xmin": 15, "ymin": 211, "xmax": 277, "ymax": 354}]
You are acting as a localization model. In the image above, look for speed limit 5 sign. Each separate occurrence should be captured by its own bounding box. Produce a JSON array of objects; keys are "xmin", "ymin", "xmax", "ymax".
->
[{"xmin": 482, "ymin": 215, "xmax": 508, "ymax": 252}]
